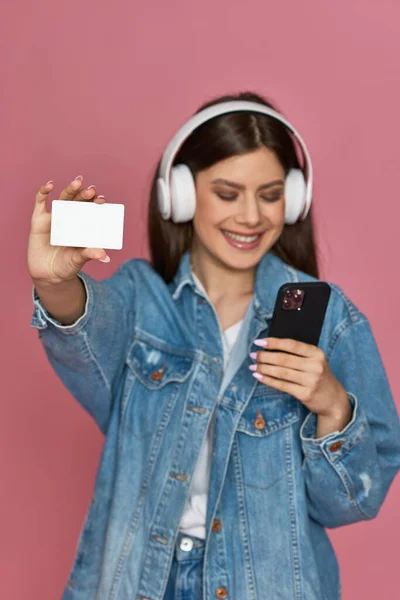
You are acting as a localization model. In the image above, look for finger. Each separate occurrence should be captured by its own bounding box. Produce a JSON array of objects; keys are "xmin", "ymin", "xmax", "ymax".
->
[
  {"xmin": 66, "ymin": 182, "xmax": 106, "ymax": 204},
  {"xmin": 252, "ymin": 371, "xmax": 305, "ymax": 398},
  {"xmin": 253, "ymin": 363, "xmax": 309, "ymax": 386},
  {"xmin": 76, "ymin": 188, "xmax": 107, "ymax": 204},
  {"xmin": 250, "ymin": 349, "xmax": 323, "ymax": 375},
  {"xmin": 256, "ymin": 337, "xmax": 317, "ymax": 357},
  {"xmin": 72, "ymin": 247, "xmax": 111, "ymax": 268},
  {"xmin": 80, "ymin": 247, "xmax": 111, "ymax": 263},
  {"xmin": 34, "ymin": 180, "xmax": 55, "ymax": 215},
  {"xmin": 69, "ymin": 184, "xmax": 99, "ymax": 202},
  {"xmin": 251, "ymin": 350, "xmax": 306, "ymax": 371},
  {"xmin": 57, "ymin": 176, "xmax": 87, "ymax": 200}
]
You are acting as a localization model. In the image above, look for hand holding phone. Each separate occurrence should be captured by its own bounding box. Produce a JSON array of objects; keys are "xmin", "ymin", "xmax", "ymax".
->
[{"xmin": 250, "ymin": 281, "xmax": 351, "ymax": 427}]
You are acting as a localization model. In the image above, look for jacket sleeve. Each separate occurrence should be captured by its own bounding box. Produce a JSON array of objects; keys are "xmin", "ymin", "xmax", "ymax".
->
[
  {"xmin": 30, "ymin": 260, "xmax": 136, "ymax": 435},
  {"xmin": 300, "ymin": 316, "xmax": 400, "ymax": 529}
]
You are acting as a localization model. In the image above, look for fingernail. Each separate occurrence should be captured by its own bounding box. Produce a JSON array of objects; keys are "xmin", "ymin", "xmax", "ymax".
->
[
  {"xmin": 87, "ymin": 184, "xmax": 96, "ymax": 190},
  {"xmin": 254, "ymin": 339, "xmax": 268, "ymax": 347},
  {"xmin": 97, "ymin": 195, "xmax": 105, "ymax": 199},
  {"xmin": 249, "ymin": 352, "xmax": 257, "ymax": 360},
  {"xmin": 74, "ymin": 175, "xmax": 83, "ymax": 181},
  {"xmin": 252, "ymin": 372, "xmax": 263, "ymax": 380},
  {"xmin": 99, "ymin": 255, "xmax": 110, "ymax": 263},
  {"xmin": 46, "ymin": 180, "xmax": 54, "ymax": 185},
  {"xmin": 248, "ymin": 364, "xmax": 257, "ymax": 371}
]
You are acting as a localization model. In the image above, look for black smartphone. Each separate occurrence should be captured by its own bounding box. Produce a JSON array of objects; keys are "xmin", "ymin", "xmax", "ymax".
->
[{"xmin": 267, "ymin": 282, "xmax": 331, "ymax": 349}]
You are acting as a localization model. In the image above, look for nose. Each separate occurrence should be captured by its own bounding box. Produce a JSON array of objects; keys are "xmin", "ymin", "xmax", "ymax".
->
[{"xmin": 236, "ymin": 195, "xmax": 262, "ymax": 227}]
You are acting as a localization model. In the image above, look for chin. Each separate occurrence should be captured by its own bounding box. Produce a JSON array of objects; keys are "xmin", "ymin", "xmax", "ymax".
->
[
  {"xmin": 215, "ymin": 235, "xmax": 275, "ymax": 269},
  {"xmin": 216, "ymin": 247, "xmax": 267, "ymax": 272}
]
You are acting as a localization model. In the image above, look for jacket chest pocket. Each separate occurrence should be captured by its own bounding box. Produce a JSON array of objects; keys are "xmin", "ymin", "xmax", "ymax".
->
[
  {"xmin": 122, "ymin": 338, "xmax": 194, "ymax": 439},
  {"xmin": 235, "ymin": 388, "xmax": 301, "ymax": 489}
]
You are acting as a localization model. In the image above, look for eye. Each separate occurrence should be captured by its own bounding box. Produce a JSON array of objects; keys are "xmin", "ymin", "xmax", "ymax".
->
[
  {"xmin": 261, "ymin": 193, "xmax": 282, "ymax": 202},
  {"xmin": 216, "ymin": 192, "xmax": 237, "ymax": 201},
  {"xmin": 215, "ymin": 190, "xmax": 283, "ymax": 202}
]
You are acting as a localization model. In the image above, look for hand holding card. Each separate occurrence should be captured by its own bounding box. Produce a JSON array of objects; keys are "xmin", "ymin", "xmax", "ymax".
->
[{"xmin": 28, "ymin": 176, "xmax": 124, "ymax": 288}]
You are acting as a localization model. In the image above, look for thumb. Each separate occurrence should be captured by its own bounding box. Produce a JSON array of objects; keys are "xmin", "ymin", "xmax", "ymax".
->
[{"xmin": 76, "ymin": 247, "xmax": 111, "ymax": 266}]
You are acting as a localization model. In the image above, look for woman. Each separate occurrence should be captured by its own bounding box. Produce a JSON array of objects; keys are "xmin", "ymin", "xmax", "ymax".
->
[{"xmin": 28, "ymin": 91, "xmax": 400, "ymax": 600}]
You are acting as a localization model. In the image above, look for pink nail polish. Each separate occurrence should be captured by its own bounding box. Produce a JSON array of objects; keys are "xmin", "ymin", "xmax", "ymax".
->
[
  {"xmin": 253, "ymin": 339, "xmax": 268, "ymax": 347},
  {"xmin": 252, "ymin": 372, "xmax": 263, "ymax": 380},
  {"xmin": 248, "ymin": 364, "xmax": 257, "ymax": 371},
  {"xmin": 249, "ymin": 352, "xmax": 257, "ymax": 360}
]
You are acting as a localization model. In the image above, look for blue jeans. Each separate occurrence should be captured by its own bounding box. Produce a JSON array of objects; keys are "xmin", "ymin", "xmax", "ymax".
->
[{"xmin": 163, "ymin": 532, "xmax": 205, "ymax": 600}]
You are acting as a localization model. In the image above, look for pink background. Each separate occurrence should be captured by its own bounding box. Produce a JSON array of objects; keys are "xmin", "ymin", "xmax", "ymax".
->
[{"xmin": 1, "ymin": 1, "xmax": 399, "ymax": 598}]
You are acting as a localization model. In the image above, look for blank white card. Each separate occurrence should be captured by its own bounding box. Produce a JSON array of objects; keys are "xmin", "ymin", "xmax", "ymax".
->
[{"xmin": 50, "ymin": 200, "xmax": 125, "ymax": 250}]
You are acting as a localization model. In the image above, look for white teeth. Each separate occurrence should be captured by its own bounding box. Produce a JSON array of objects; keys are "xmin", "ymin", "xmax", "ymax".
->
[{"xmin": 223, "ymin": 231, "xmax": 260, "ymax": 243}]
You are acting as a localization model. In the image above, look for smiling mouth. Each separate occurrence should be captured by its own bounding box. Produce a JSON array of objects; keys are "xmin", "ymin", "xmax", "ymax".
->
[{"xmin": 221, "ymin": 230, "xmax": 264, "ymax": 243}]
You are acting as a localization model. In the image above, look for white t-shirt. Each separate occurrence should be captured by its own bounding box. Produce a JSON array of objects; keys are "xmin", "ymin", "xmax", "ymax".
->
[{"xmin": 179, "ymin": 273, "xmax": 243, "ymax": 538}]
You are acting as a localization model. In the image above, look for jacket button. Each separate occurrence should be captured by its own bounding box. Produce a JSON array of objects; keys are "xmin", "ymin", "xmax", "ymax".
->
[
  {"xmin": 151, "ymin": 363, "xmax": 165, "ymax": 380},
  {"xmin": 329, "ymin": 441, "xmax": 345, "ymax": 452},
  {"xmin": 254, "ymin": 409, "xmax": 266, "ymax": 430},
  {"xmin": 212, "ymin": 518, "xmax": 222, "ymax": 532},
  {"xmin": 216, "ymin": 587, "xmax": 228, "ymax": 598}
]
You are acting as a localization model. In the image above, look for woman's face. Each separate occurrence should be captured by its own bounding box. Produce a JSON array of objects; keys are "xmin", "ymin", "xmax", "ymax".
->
[{"xmin": 192, "ymin": 146, "xmax": 286, "ymax": 272}]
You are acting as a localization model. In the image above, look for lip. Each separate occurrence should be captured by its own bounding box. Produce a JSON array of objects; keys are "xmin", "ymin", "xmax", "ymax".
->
[
  {"xmin": 222, "ymin": 228, "xmax": 266, "ymax": 236},
  {"xmin": 221, "ymin": 229, "xmax": 265, "ymax": 251}
]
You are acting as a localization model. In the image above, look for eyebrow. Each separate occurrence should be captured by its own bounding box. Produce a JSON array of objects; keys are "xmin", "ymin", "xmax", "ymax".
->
[{"xmin": 211, "ymin": 178, "xmax": 284, "ymax": 191}]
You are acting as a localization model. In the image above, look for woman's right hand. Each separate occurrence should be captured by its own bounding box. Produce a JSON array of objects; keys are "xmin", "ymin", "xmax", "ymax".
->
[{"xmin": 27, "ymin": 176, "xmax": 111, "ymax": 287}]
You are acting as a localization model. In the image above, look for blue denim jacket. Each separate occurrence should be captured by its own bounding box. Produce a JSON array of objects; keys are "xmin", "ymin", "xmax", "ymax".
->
[{"xmin": 31, "ymin": 250, "xmax": 400, "ymax": 600}]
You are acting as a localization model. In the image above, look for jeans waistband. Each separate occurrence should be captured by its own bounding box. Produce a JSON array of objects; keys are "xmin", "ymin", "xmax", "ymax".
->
[{"xmin": 174, "ymin": 531, "xmax": 205, "ymax": 562}]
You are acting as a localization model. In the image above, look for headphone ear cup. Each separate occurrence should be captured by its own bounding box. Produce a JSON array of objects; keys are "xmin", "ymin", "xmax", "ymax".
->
[
  {"xmin": 170, "ymin": 164, "xmax": 196, "ymax": 223},
  {"xmin": 157, "ymin": 177, "xmax": 171, "ymax": 220},
  {"xmin": 284, "ymin": 168, "xmax": 306, "ymax": 225}
]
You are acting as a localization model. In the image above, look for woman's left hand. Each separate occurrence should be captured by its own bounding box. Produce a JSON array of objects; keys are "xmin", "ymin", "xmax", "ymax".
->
[{"xmin": 250, "ymin": 337, "xmax": 350, "ymax": 420}]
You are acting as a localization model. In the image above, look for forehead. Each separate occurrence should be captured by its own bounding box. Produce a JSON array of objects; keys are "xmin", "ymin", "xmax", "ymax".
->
[{"xmin": 201, "ymin": 147, "xmax": 284, "ymax": 181}]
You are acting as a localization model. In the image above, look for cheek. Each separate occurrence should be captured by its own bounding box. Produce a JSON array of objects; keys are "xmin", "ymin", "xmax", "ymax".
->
[
  {"xmin": 262, "ymin": 199, "xmax": 285, "ymax": 224},
  {"xmin": 193, "ymin": 195, "xmax": 225, "ymax": 229}
]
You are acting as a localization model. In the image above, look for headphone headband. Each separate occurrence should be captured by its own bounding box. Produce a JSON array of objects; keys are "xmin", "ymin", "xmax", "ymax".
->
[{"xmin": 158, "ymin": 100, "xmax": 313, "ymax": 219}]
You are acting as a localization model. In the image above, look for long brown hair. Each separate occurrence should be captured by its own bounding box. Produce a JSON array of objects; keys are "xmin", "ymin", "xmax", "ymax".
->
[{"xmin": 147, "ymin": 91, "xmax": 319, "ymax": 283}]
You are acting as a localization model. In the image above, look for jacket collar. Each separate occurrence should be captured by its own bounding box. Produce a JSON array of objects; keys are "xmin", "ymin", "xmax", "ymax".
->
[{"xmin": 171, "ymin": 250, "xmax": 299, "ymax": 322}]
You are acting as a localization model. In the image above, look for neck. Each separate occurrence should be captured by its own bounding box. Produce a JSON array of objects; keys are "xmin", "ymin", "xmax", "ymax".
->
[{"xmin": 190, "ymin": 244, "xmax": 255, "ymax": 304}]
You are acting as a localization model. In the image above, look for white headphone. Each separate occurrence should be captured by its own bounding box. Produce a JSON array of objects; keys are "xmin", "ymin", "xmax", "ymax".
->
[{"xmin": 157, "ymin": 100, "xmax": 313, "ymax": 225}]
